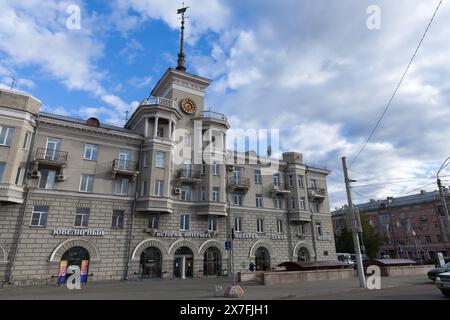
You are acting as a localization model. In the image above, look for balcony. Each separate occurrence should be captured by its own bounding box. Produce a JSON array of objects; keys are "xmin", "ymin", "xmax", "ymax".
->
[
  {"xmin": 175, "ymin": 168, "xmax": 201, "ymax": 185},
  {"xmin": 289, "ymin": 210, "xmax": 312, "ymax": 222},
  {"xmin": 195, "ymin": 110, "xmax": 230, "ymax": 129},
  {"xmin": 228, "ymin": 177, "xmax": 251, "ymax": 192},
  {"xmin": 35, "ymin": 148, "xmax": 68, "ymax": 167},
  {"xmin": 270, "ymin": 184, "xmax": 291, "ymax": 197},
  {"xmin": 307, "ymin": 187, "xmax": 326, "ymax": 200},
  {"xmin": 140, "ymin": 96, "xmax": 176, "ymax": 110},
  {"xmin": 112, "ymin": 159, "xmax": 139, "ymax": 180},
  {"xmin": 0, "ymin": 183, "xmax": 25, "ymax": 204}
]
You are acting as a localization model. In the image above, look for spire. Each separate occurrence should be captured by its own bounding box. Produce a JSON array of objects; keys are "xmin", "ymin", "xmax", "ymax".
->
[{"xmin": 176, "ymin": 4, "xmax": 189, "ymax": 72}]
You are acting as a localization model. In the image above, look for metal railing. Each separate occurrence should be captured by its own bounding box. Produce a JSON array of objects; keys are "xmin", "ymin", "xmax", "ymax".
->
[
  {"xmin": 140, "ymin": 96, "xmax": 176, "ymax": 109},
  {"xmin": 308, "ymin": 187, "xmax": 326, "ymax": 197},
  {"xmin": 113, "ymin": 159, "xmax": 138, "ymax": 172},
  {"xmin": 35, "ymin": 148, "xmax": 68, "ymax": 163},
  {"xmin": 201, "ymin": 110, "xmax": 227, "ymax": 122},
  {"xmin": 176, "ymin": 168, "xmax": 201, "ymax": 180},
  {"xmin": 229, "ymin": 177, "xmax": 251, "ymax": 188}
]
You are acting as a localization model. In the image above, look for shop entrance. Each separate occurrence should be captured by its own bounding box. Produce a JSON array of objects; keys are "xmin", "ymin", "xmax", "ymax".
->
[
  {"xmin": 203, "ymin": 247, "xmax": 221, "ymax": 276},
  {"xmin": 173, "ymin": 247, "xmax": 194, "ymax": 279},
  {"xmin": 140, "ymin": 247, "xmax": 162, "ymax": 279},
  {"xmin": 58, "ymin": 246, "xmax": 90, "ymax": 284},
  {"xmin": 255, "ymin": 247, "xmax": 271, "ymax": 271},
  {"xmin": 297, "ymin": 247, "xmax": 311, "ymax": 262}
]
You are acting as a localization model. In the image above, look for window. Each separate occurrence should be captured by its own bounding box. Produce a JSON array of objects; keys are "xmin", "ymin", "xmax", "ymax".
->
[
  {"xmin": 143, "ymin": 151, "xmax": 150, "ymax": 167},
  {"xmin": 234, "ymin": 217, "xmax": 243, "ymax": 232},
  {"xmin": 0, "ymin": 126, "xmax": 14, "ymax": 146},
  {"xmin": 183, "ymin": 160, "xmax": 191, "ymax": 176},
  {"xmin": 288, "ymin": 175, "xmax": 294, "ymax": 187},
  {"xmin": 30, "ymin": 206, "xmax": 48, "ymax": 227},
  {"xmin": 45, "ymin": 138, "xmax": 61, "ymax": 160},
  {"xmin": 119, "ymin": 149, "xmax": 131, "ymax": 170},
  {"xmin": 310, "ymin": 179, "xmax": 317, "ymax": 189},
  {"xmin": 181, "ymin": 186, "xmax": 191, "ymax": 201},
  {"xmin": 425, "ymin": 235, "xmax": 432, "ymax": 243},
  {"xmin": 273, "ymin": 174, "xmax": 280, "ymax": 187},
  {"xmin": 256, "ymin": 194, "xmax": 263, "ymax": 208},
  {"xmin": 315, "ymin": 222, "xmax": 322, "ymax": 236},
  {"xmin": 22, "ymin": 131, "xmax": 31, "ymax": 150},
  {"xmin": 290, "ymin": 196, "xmax": 296, "ymax": 209},
  {"xmin": 79, "ymin": 175, "xmax": 94, "ymax": 193},
  {"xmin": 148, "ymin": 214, "xmax": 159, "ymax": 229},
  {"xmin": 201, "ymin": 186, "xmax": 206, "ymax": 201},
  {"xmin": 422, "ymin": 224, "xmax": 428, "ymax": 231},
  {"xmin": 277, "ymin": 220, "xmax": 283, "ymax": 233},
  {"xmin": 212, "ymin": 161, "xmax": 219, "ymax": 175},
  {"xmin": 180, "ymin": 214, "xmax": 190, "ymax": 231},
  {"xmin": 84, "ymin": 144, "xmax": 98, "ymax": 161},
  {"xmin": 298, "ymin": 175, "xmax": 304, "ymax": 188},
  {"xmin": 155, "ymin": 180, "xmax": 164, "ymax": 197},
  {"xmin": 111, "ymin": 210, "xmax": 124, "ymax": 229},
  {"xmin": 257, "ymin": 218, "xmax": 264, "ymax": 233},
  {"xmin": 0, "ymin": 162, "xmax": 5, "ymax": 183},
  {"xmin": 275, "ymin": 196, "xmax": 282, "ymax": 209},
  {"xmin": 75, "ymin": 208, "xmax": 90, "ymax": 227},
  {"xmin": 15, "ymin": 167, "xmax": 25, "ymax": 186},
  {"xmin": 157, "ymin": 127, "xmax": 164, "ymax": 138},
  {"xmin": 298, "ymin": 224, "xmax": 305, "ymax": 235},
  {"xmin": 156, "ymin": 151, "xmax": 165, "ymax": 168},
  {"xmin": 300, "ymin": 197, "xmax": 306, "ymax": 210},
  {"xmin": 437, "ymin": 235, "xmax": 442, "ymax": 242},
  {"xmin": 208, "ymin": 215, "xmax": 218, "ymax": 232},
  {"xmin": 255, "ymin": 170, "xmax": 261, "ymax": 184},
  {"xmin": 234, "ymin": 192, "xmax": 243, "ymax": 206},
  {"xmin": 39, "ymin": 169, "xmax": 56, "ymax": 190},
  {"xmin": 115, "ymin": 178, "xmax": 129, "ymax": 195},
  {"xmin": 212, "ymin": 187, "xmax": 220, "ymax": 202},
  {"xmin": 201, "ymin": 161, "xmax": 206, "ymax": 174},
  {"xmin": 312, "ymin": 200, "xmax": 320, "ymax": 213},
  {"xmin": 140, "ymin": 181, "xmax": 148, "ymax": 196}
]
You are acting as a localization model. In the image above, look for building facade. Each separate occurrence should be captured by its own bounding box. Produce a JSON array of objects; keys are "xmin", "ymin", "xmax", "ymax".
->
[
  {"xmin": 0, "ymin": 61, "xmax": 336, "ymax": 286},
  {"xmin": 332, "ymin": 190, "xmax": 450, "ymax": 261}
]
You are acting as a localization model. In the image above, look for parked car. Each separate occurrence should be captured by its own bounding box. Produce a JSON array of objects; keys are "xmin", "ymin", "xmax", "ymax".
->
[
  {"xmin": 337, "ymin": 253, "xmax": 355, "ymax": 266},
  {"xmin": 435, "ymin": 272, "xmax": 450, "ymax": 297},
  {"xmin": 428, "ymin": 262, "xmax": 450, "ymax": 282}
]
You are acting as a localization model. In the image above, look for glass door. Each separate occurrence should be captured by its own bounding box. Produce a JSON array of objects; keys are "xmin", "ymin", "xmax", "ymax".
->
[
  {"xmin": 46, "ymin": 138, "xmax": 61, "ymax": 161},
  {"xmin": 119, "ymin": 149, "xmax": 131, "ymax": 170}
]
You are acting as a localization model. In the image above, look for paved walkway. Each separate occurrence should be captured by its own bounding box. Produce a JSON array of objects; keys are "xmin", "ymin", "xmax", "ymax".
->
[{"xmin": 0, "ymin": 275, "xmax": 443, "ymax": 300}]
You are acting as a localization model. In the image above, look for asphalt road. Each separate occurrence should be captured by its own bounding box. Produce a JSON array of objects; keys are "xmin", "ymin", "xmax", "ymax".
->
[{"xmin": 0, "ymin": 275, "xmax": 447, "ymax": 300}]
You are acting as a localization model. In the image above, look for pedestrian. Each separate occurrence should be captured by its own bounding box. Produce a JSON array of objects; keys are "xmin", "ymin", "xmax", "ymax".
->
[{"xmin": 249, "ymin": 261, "xmax": 255, "ymax": 272}]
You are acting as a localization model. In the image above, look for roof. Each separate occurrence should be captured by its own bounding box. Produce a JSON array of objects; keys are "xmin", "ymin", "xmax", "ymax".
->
[
  {"xmin": 363, "ymin": 259, "xmax": 417, "ymax": 267},
  {"xmin": 38, "ymin": 112, "xmax": 132, "ymax": 133},
  {"xmin": 277, "ymin": 261, "xmax": 352, "ymax": 271}
]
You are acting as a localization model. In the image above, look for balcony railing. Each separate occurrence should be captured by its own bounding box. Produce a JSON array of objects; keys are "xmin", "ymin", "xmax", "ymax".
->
[
  {"xmin": 270, "ymin": 183, "xmax": 291, "ymax": 196},
  {"xmin": 201, "ymin": 110, "xmax": 228, "ymax": 122},
  {"xmin": 308, "ymin": 187, "xmax": 326, "ymax": 199},
  {"xmin": 229, "ymin": 177, "xmax": 251, "ymax": 191},
  {"xmin": 112, "ymin": 159, "xmax": 138, "ymax": 173},
  {"xmin": 140, "ymin": 96, "xmax": 176, "ymax": 109},
  {"xmin": 175, "ymin": 168, "xmax": 201, "ymax": 184},
  {"xmin": 35, "ymin": 148, "xmax": 68, "ymax": 165}
]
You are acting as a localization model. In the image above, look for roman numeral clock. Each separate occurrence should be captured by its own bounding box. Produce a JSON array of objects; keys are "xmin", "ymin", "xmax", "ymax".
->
[{"xmin": 180, "ymin": 98, "xmax": 197, "ymax": 114}]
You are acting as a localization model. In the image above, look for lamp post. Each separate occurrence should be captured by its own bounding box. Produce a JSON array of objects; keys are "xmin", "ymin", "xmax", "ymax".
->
[{"xmin": 437, "ymin": 158, "xmax": 450, "ymax": 244}]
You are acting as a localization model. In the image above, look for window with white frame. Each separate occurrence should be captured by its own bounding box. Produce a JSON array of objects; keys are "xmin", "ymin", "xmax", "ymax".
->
[
  {"xmin": 156, "ymin": 151, "xmax": 165, "ymax": 168},
  {"xmin": 79, "ymin": 175, "xmax": 94, "ymax": 193},
  {"xmin": 273, "ymin": 174, "xmax": 280, "ymax": 187},
  {"xmin": 290, "ymin": 196, "xmax": 296, "ymax": 209},
  {"xmin": 0, "ymin": 126, "xmax": 14, "ymax": 146},
  {"xmin": 84, "ymin": 144, "xmax": 98, "ymax": 161},
  {"xmin": 181, "ymin": 186, "xmax": 191, "ymax": 201},
  {"xmin": 257, "ymin": 218, "xmax": 264, "ymax": 233},
  {"xmin": 115, "ymin": 178, "xmax": 129, "ymax": 195},
  {"xmin": 111, "ymin": 210, "xmax": 124, "ymax": 229},
  {"xmin": 148, "ymin": 214, "xmax": 159, "ymax": 229},
  {"xmin": 275, "ymin": 196, "xmax": 282, "ymax": 209},
  {"xmin": 201, "ymin": 186, "xmax": 206, "ymax": 201},
  {"xmin": 0, "ymin": 162, "xmax": 5, "ymax": 183},
  {"xmin": 310, "ymin": 179, "xmax": 317, "ymax": 189},
  {"xmin": 256, "ymin": 194, "xmax": 263, "ymax": 208},
  {"xmin": 39, "ymin": 169, "xmax": 56, "ymax": 190},
  {"xmin": 277, "ymin": 219, "xmax": 283, "ymax": 233},
  {"xmin": 298, "ymin": 175, "xmax": 304, "ymax": 188},
  {"xmin": 312, "ymin": 200, "xmax": 320, "ymax": 213},
  {"xmin": 75, "ymin": 208, "xmax": 90, "ymax": 227},
  {"xmin": 30, "ymin": 206, "xmax": 48, "ymax": 227},
  {"xmin": 155, "ymin": 180, "xmax": 164, "ymax": 197},
  {"xmin": 212, "ymin": 187, "xmax": 220, "ymax": 202},
  {"xmin": 212, "ymin": 161, "xmax": 219, "ymax": 175},
  {"xmin": 208, "ymin": 215, "xmax": 218, "ymax": 232},
  {"xmin": 15, "ymin": 167, "xmax": 25, "ymax": 186},
  {"xmin": 234, "ymin": 217, "xmax": 243, "ymax": 232},
  {"xmin": 300, "ymin": 197, "xmax": 306, "ymax": 210},
  {"xmin": 234, "ymin": 192, "xmax": 243, "ymax": 206},
  {"xmin": 298, "ymin": 224, "xmax": 306, "ymax": 235},
  {"xmin": 22, "ymin": 131, "xmax": 31, "ymax": 150},
  {"xmin": 255, "ymin": 170, "xmax": 261, "ymax": 184},
  {"xmin": 315, "ymin": 222, "xmax": 322, "ymax": 236},
  {"xmin": 180, "ymin": 214, "xmax": 190, "ymax": 231},
  {"xmin": 157, "ymin": 126, "xmax": 164, "ymax": 138}
]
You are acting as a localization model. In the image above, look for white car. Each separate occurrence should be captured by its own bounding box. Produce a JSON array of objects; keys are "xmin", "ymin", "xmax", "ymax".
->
[{"xmin": 436, "ymin": 271, "xmax": 450, "ymax": 297}]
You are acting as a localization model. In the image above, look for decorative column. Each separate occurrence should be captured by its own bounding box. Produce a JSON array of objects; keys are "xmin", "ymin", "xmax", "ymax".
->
[
  {"xmin": 181, "ymin": 256, "xmax": 186, "ymax": 280},
  {"xmin": 154, "ymin": 117, "xmax": 159, "ymax": 138},
  {"xmin": 144, "ymin": 118, "xmax": 149, "ymax": 138}
]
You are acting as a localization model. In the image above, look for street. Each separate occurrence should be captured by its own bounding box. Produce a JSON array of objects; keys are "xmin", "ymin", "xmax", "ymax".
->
[{"xmin": 0, "ymin": 275, "xmax": 446, "ymax": 300}]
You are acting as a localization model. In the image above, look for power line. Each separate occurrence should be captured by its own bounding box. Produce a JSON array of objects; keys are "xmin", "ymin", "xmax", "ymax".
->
[{"xmin": 350, "ymin": 0, "xmax": 444, "ymax": 166}]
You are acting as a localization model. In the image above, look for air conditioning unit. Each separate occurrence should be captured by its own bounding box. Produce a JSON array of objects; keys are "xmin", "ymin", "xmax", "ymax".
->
[
  {"xmin": 30, "ymin": 170, "xmax": 40, "ymax": 178},
  {"xmin": 173, "ymin": 188, "xmax": 181, "ymax": 195},
  {"xmin": 56, "ymin": 175, "xmax": 67, "ymax": 182}
]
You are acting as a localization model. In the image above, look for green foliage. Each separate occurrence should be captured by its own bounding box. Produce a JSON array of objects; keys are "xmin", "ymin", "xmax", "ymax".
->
[
  {"xmin": 335, "ymin": 228, "xmax": 354, "ymax": 254},
  {"xmin": 360, "ymin": 215, "xmax": 388, "ymax": 259}
]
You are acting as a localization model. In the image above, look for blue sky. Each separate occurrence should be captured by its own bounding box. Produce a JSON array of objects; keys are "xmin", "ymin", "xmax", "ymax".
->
[{"xmin": 1, "ymin": 0, "xmax": 450, "ymax": 208}]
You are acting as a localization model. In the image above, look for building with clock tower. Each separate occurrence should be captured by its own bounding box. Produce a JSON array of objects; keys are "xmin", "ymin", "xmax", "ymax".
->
[{"xmin": 0, "ymin": 8, "xmax": 336, "ymax": 286}]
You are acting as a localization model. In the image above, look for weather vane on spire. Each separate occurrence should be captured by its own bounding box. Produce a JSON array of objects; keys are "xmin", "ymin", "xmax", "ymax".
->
[{"xmin": 176, "ymin": 3, "xmax": 189, "ymax": 72}]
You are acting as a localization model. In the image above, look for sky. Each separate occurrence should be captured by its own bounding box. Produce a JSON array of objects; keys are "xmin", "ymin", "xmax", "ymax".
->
[{"xmin": 1, "ymin": 0, "xmax": 450, "ymax": 209}]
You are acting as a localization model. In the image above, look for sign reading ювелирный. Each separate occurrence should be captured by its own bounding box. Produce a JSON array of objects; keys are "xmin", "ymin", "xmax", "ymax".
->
[{"xmin": 52, "ymin": 228, "xmax": 105, "ymax": 236}]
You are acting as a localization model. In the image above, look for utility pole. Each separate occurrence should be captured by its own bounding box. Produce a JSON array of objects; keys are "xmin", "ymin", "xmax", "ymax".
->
[
  {"xmin": 437, "ymin": 157, "xmax": 450, "ymax": 243},
  {"xmin": 342, "ymin": 157, "xmax": 366, "ymax": 288}
]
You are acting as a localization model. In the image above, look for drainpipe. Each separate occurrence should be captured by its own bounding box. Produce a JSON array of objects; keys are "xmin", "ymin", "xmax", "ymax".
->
[
  {"xmin": 305, "ymin": 166, "xmax": 318, "ymax": 261},
  {"xmin": 283, "ymin": 165, "xmax": 293, "ymax": 261},
  {"xmin": 123, "ymin": 140, "xmax": 144, "ymax": 280},
  {"xmin": 7, "ymin": 117, "xmax": 40, "ymax": 284}
]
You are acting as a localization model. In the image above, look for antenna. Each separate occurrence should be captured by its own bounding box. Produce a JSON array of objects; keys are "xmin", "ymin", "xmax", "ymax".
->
[
  {"xmin": 176, "ymin": 3, "xmax": 190, "ymax": 72},
  {"xmin": 125, "ymin": 110, "xmax": 130, "ymax": 123},
  {"xmin": 10, "ymin": 77, "xmax": 16, "ymax": 91}
]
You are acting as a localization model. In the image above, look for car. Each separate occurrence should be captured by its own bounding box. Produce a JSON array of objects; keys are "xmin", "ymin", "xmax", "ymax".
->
[
  {"xmin": 428, "ymin": 262, "xmax": 450, "ymax": 282},
  {"xmin": 435, "ymin": 271, "xmax": 450, "ymax": 297}
]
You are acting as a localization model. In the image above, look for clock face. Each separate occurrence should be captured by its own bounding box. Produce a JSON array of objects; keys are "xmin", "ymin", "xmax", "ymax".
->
[{"xmin": 180, "ymin": 98, "xmax": 197, "ymax": 114}]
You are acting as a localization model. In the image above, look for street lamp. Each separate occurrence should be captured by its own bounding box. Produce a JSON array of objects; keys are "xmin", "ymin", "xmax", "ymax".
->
[{"xmin": 436, "ymin": 158, "xmax": 450, "ymax": 245}]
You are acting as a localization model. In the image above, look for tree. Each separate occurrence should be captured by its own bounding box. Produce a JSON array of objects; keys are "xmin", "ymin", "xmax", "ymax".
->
[
  {"xmin": 335, "ymin": 228, "xmax": 354, "ymax": 254},
  {"xmin": 360, "ymin": 214, "xmax": 388, "ymax": 259}
]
